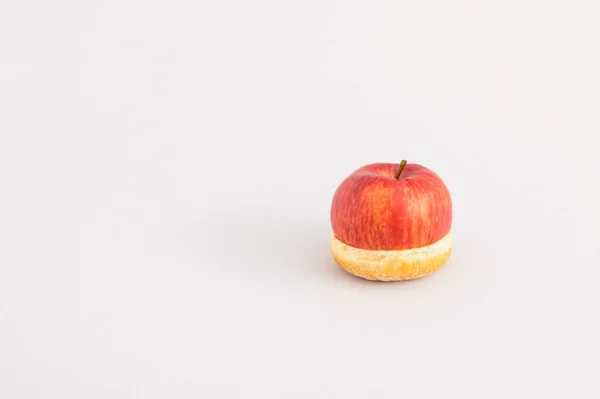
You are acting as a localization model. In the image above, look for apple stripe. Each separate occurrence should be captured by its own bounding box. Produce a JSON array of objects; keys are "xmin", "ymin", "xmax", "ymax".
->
[{"xmin": 330, "ymin": 163, "xmax": 452, "ymax": 251}]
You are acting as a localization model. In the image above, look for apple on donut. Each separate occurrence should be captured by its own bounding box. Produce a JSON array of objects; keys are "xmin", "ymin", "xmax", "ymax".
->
[{"xmin": 330, "ymin": 160, "xmax": 453, "ymax": 281}]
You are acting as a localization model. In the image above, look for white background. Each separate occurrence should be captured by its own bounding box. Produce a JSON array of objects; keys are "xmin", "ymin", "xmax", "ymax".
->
[{"xmin": 1, "ymin": 0, "xmax": 599, "ymax": 397}]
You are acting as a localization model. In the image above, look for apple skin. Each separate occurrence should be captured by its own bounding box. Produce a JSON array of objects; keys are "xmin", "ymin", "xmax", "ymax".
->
[{"xmin": 330, "ymin": 162, "xmax": 452, "ymax": 251}]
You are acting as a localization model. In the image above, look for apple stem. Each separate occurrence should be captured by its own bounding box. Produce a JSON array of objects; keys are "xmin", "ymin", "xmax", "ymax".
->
[{"xmin": 395, "ymin": 160, "xmax": 408, "ymax": 179}]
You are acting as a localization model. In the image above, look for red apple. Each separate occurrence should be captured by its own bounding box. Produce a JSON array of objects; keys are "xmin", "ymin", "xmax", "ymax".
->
[{"xmin": 330, "ymin": 160, "xmax": 453, "ymax": 281}]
